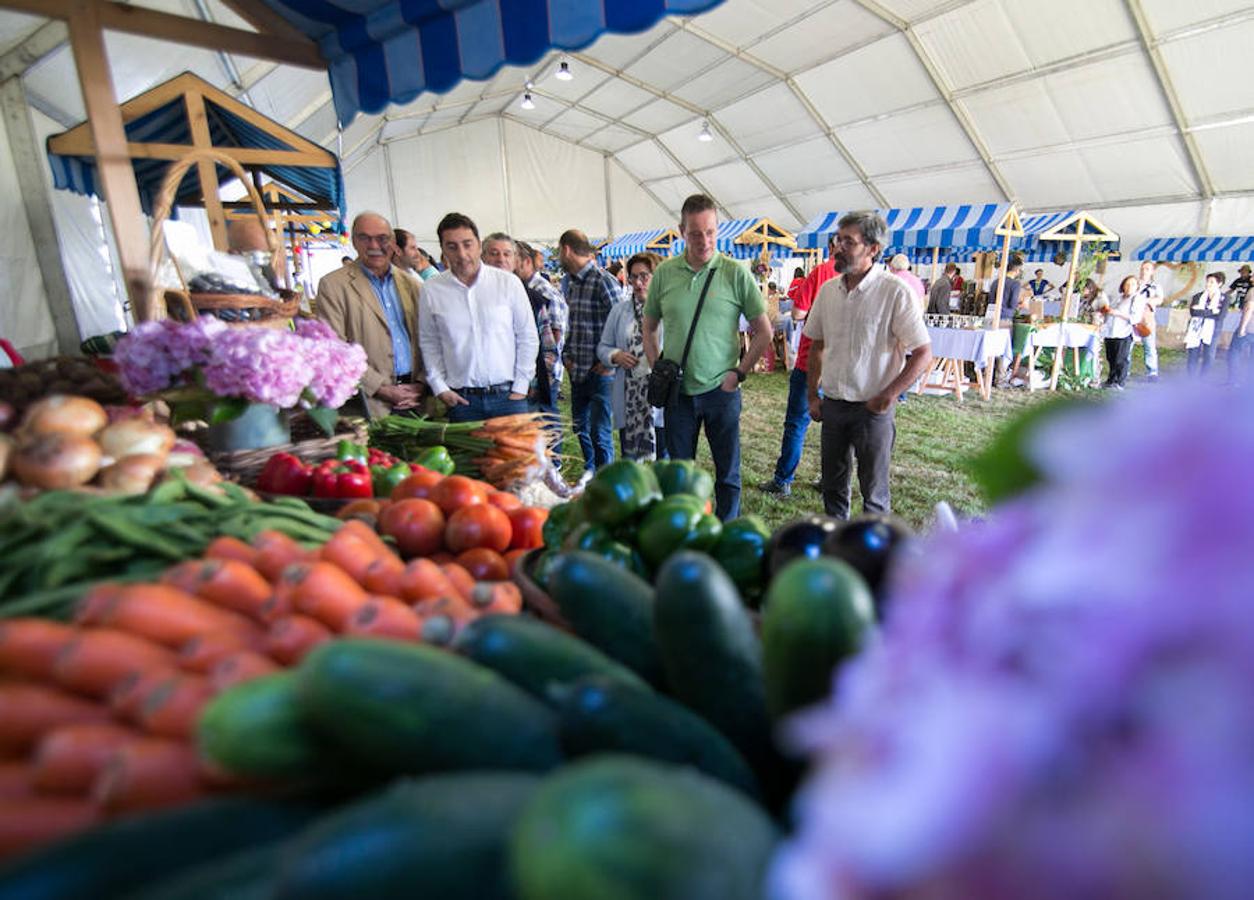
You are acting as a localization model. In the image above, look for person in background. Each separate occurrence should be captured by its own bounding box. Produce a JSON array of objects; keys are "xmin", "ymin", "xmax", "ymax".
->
[
  {"xmin": 606, "ymin": 260, "xmax": 631, "ymax": 301},
  {"xmin": 316, "ymin": 212, "xmax": 425, "ymax": 418},
  {"xmin": 1186, "ymin": 272, "xmax": 1227, "ymax": 378},
  {"xmin": 1131, "ymin": 260, "xmax": 1163, "ymax": 381},
  {"xmin": 787, "ymin": 266, "xmax": 805, "ymax": 301},
  {"xmin": 1028, "ymin": 269, "xmax": 1053, "ymax": 297},
  {"xmin": 482, "ymin": 232, "xmax": 517, "ymax": 272},
  {"xmin": 559, "ymin": 229, "xmax": 622, "ymax": 471},
  {"xmin": 419, "ymin": 212, "xmax": 538, "ymax": 423},
  {"xmin": 805, "ymin": 211, "xmax": 932, "ymax": 520},
  {"xmin": 760, "ymin": 232, "xmax": 836, "ymax": 498},
  {"xmin": 513, "ymin": 242, "xmax": 563, "ymax": 425},
  {"xmin": 516, "ymin": 243, "xmax": 568, "ymax": 401},
  {"xmin": 888, "ymin": 253, "xmax": 925, "ymax": 302},
  {"xmin": 927, "ymin": 262, "xmax": 957, "ymax": 314},
  {"xmin": 645, "ymin": 193, "xmax": 772, "ymax": 520},
  {"xmin": 598, "ymin": 253, "xmax": 666, "ymax": 462},
  {"xmin": 392, "ymin": 229, "xmax": 439, "ymax": 281},
  {"xmin": 1228, "ymin": 267, "xmax": 1253, "ymax": 388},
  {"xmin": 340, "ymin": 255, "xmax": 353, "ymax": 267},
  {"xmin": 489, "ymin": 238, "xmax": 558, "ymax": 424},
  {"xmin": 990, "ymin": 254, "xmax": 1027, "ymax": 323},
  {"xmin": 1100, "ymin": 275, "xmax": 1144, "ymax": 391}
]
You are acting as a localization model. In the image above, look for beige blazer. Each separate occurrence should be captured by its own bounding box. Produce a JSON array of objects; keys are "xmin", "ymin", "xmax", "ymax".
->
[{"xmin": 315, "ymin": 263, "xmax": 424, "ymax": 418}]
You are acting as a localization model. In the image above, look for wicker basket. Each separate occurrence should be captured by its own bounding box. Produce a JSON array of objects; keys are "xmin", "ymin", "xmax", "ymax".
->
[
  {"xmin": 199, "ymin": 414, "xmax": 368, "ymax": 487},
  {"xmin": 148, "ymin": 148, "xmax": 294, "ymax": 329}
]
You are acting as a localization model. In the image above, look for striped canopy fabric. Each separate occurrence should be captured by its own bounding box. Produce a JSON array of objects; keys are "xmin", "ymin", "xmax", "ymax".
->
[
  {"xmin": 797, "ymin": 204, "xmax": 1010, "ymax": 253},
  {"xmin": 260, "ymin": 0, "xmax": 726, "ymax": 126},
  {"xmin": 1012, "ymin": 211, "xmax": 1119, "ymax": 262},
  {"xmin": 600, "ymin": 228, "xmax": 675, "ymax": 260},
  {"xmin": 1133, "ymin": 236, "xmax": 1254, "ymax": 262},
  {"xmin": 672, "ymin": 217, "xmax": 791, "ymax": 260}
]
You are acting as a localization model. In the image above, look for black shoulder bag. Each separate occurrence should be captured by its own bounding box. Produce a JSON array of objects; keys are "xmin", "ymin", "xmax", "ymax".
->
[{"xmin": 647, "ymin": 268, "xmax": 716, "ymax": 408}]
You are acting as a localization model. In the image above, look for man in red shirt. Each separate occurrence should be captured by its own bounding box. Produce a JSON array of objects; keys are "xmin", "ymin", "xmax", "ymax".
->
[{"xmin": 760, "ymin": 236, "xmax": 838, "ymax": 497}]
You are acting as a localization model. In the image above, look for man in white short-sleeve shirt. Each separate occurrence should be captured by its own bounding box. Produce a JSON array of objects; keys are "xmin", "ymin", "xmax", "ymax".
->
[{"xmin": 803, "ymin": 210, "xmax": 933, "ymax": 519}]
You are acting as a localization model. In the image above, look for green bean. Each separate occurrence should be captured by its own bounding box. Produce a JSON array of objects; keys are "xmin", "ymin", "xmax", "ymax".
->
[{"xmin": 87, "ymin": 509, "xmax": 189, "ymax": 560}]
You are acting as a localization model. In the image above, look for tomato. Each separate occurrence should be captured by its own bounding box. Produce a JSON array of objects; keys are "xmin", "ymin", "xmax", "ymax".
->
[
  {"xmin": 504, "ymin": 548, "xmax": 529, "ymax": 578},
  {"xmin": 377, "ymin": 498, "xmax": 446, "ymax": 559},
  {"xmin": 391, "ymin": 467, "xmax": 443, "ymax": 502},
  {"xmin": 445, "ymin": 504, "xmax": 513, "ymax": 554},
  {"xmin": 507, "ymin": 507, "xmax": 549, "ymax": 550},
  {"xmin": 429, "ymin": 552, "xmax": 455, "ymax": 566},
  {"xmin": 430, "ymin": 475, "xmax": 488, "ymax": 516},
  {"xmin": 456, "ymin": 548, "xmax": 509, "ymax": 582},
  {"xmin": 486, "ymin": 491, "xmax": 522, "ymax": 512},
  {"xmin": 336, "ymin": 499, "xmax": 381, "ymax": 521}
]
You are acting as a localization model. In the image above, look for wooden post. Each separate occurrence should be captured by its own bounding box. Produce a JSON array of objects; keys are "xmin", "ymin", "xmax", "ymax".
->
[
  {"xmin": 989, "ymin": 232, "xmax": 1012, "ymax": 329},
  {"xmin": 184, "ymin": 89, "xmax": 227, "ymax": 250},
  {"xmin": 66, "ymin": 0, "xmax": 152, "ymax": 321},
  {"xmin": 1049, "ymin": 238, "xmax": 1083, "ymax": 389},
  {"xmin": 930, "ymin": 245, "xmax": 939, "ymax": 284}
]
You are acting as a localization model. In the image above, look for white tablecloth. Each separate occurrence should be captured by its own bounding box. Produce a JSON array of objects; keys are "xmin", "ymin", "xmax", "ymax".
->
[
  {"xmin": 925, "ymin": 327, "xmax": 1011, "ymax": 368},
  {"xmin": 1027, "ymin": 323, "xmax": 1101, "ymax": 355}
]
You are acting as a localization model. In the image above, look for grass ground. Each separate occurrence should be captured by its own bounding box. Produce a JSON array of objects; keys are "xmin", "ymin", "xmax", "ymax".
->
[{"xmin": 554, "ymin": 344, "xmax": 1187, "ymax": 532}]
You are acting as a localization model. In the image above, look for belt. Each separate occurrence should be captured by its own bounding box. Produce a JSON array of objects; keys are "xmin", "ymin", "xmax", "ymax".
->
[
  {"xmin": 394, "ymin": 373, "xmax": 417, "ymax": 384},
  {"xmin": 456, "ymin": 382, "xmax": 511, "ymax": 396}
]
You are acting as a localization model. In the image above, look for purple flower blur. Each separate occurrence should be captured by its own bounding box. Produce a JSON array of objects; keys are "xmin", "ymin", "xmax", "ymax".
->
[
  {"xmin": 113, "ymin": 315, "xmax": 367, "ymax": 413},
  {"xmin": 771, "ymin": 381, "xmax": 1254, "ymax": 900}
]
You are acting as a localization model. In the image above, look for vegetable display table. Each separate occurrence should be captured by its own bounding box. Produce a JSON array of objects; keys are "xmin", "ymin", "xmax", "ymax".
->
[
  {"xmin": 1025, "ymin": 323, "xmax": 1102, "ymax": 390},
  {"xmin": 917, "ymin": 327, "xmax": 1010, "ymax": 401}
]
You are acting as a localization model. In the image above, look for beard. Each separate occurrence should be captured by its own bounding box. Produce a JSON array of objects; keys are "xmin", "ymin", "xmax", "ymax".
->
[{"xmin": 832, "ymin": 251, "xmax": 848, "ymax": 273}]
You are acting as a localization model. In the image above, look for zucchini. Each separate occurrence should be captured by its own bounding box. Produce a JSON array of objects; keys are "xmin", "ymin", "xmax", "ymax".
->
[
  {"xmin": 453, "ymin": 615, "xmax": 648, "ymax": 703},
  {"xmin": 547, "ymin": 551, "xmax": 664, "ymax": 686},
  {"xmin": 276, "ymin": 773, "xmax": 538, "ymax": 900},
  {"xmin": 555, "ymin": 676, "xmax": 759, "ymax": 797},
  {"xmin": 297, "ymin": 638, "xmax": 562, "ymax": 774},
  {"xmin": 130, "ymin": 845, "xmax": 277, "ymax": 900}
]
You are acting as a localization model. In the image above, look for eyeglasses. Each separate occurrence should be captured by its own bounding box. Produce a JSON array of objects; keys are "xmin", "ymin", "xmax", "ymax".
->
[
  {"xmin": 354, "ymin": 234, "xmax": 391, "ymax": 246},
  {"xmin": 628, "ymin": 271, "xmax": 652, "ymax": 283},
  {"xmin": 833, "ymin": 236, "xmax": 864, "ymax": 249}
]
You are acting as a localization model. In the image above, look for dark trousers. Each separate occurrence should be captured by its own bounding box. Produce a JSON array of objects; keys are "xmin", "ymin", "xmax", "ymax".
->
[
  {"xmin": 447, "ymin": 387, "xmax": 529, "ymax": 423},
  {"xmin": 665, "ymin": 387, "xmax": 742, "ymax": 520},
  {"xmin": 820, "ymin": 398, "xmax": 894, "ymax": 520},
  {"xmin": 1227, "ymin": 332, "xmax": 1251, "ymax": 385},
  {"xmin": 531, "ymin": 379, "xmax": 563, "ymax": 454},
  {"xmin": 1187, "ymin": 341, "xmax": 1217, "ymax": 376},
  {"xmin": 570, "ymin": 373, "xmax": 615, "ymax": 471},
  {"xmin": 772, "ymin": 367, "xmax": 811, "ymax": 486},
  {"xmin": 1103, "ymin": 336, "xmax": 1132, "ymax": 387}
]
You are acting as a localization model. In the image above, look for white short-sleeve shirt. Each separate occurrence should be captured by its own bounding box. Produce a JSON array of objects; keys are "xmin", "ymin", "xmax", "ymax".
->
[{"xmin": 803, "ymin": 264, "xmax": 931, "ymax": 402}]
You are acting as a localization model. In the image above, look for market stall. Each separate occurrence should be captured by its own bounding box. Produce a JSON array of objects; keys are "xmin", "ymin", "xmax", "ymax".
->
[
  {"xmin": 673, "ymin": 216, "xmax": 797, "ymax": 264},
  {"xmin": 917, "ymin": 320, "xmax": 1012, "ymax": 401},
  {"xmin": 599, "ymin": 228, "xmax": 680, "ymax": 261}
]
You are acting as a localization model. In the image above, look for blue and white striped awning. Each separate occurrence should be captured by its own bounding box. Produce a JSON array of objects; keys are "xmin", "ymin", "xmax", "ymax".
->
[
  {"xmin": 600, "ymin": 228, "xmax": 676, "ymax": 260},
  {"xmin": 673, "ymin": 217, "xmax": 796, "ymax": 260},
  {"xmin": 259, "ymin": 0, "xmax": 725, "ymax": 126},
  {"xmin": 1133, "ymin": 235, "xmax": 1254, "ymax": 262},
  {"xmin": 797, "ymin": 204, "xmax": 1010, "ymax": 252},
  {"xmin": 1013, "ymin": 211, "xmax": 1119, "ymax": 263}
]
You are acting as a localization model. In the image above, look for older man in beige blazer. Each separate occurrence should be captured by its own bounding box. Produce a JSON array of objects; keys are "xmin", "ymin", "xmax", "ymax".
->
[{"xmin": 316, "ymin": 212, "xmax": 425, "ymax": 418}]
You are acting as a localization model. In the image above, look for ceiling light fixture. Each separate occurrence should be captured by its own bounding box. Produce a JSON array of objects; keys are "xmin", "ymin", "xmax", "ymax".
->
[
  {"xmin": 697, "ymin": 121, "xmax": 713, "ymax": 142},
  {"xmin": 521, "ymin": 91, "xmax": 535, "ymax": 110},
  {"xmin": 555, "ymin": 59, "xmax": 573, "ymax": 81}
]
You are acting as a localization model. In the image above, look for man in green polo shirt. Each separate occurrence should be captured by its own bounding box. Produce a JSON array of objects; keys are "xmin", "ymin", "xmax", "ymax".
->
[{"xmin": 643, "ymin": 193, "xmax": 772, "ymax": 519}]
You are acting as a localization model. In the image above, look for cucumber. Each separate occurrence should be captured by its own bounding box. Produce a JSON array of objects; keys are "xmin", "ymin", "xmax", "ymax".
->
[
  {"xmin": 762, "ymin": 557, "xmax": 876, "ymax": 719},
  {"xmin": 653, "ymin": 552, "xmax": 772, "ymax": 771},
  {"xmin": 130, "ymin": 845, "xmax": 277, "ymax": 900},
  {"xmin": 297, "ymin": 638, "xmax": 562, "ymax": 774},
  {"xmin": 510, "ymin": 756, "xmax": 777, "ymax": 900},
  {"xmin": 554, "ymin": 676, "xmax": 759, "ymax": 797},
  {"xmin": 547, "ymin": 551, "xmax": 664, "ymax": 686},
  {"xmin": 0, "ymin": 796, "xmax": 321, "ymax": 900},
  {"xmin": 276, "ymin": 773, "xmax": 539, "ymax": 900},
  {"xmin": 198, "ymin": 672, "xmax": 334, "ymax": 781},
  {"xmin": 454, "ymin": 614, "xmax": 648, "ymax": 703}
]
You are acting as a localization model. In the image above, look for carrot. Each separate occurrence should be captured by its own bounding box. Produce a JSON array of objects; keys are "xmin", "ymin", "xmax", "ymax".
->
[
  {"xmin": 109, "ymin": 667, "xmax": 180, "ymax": 721},
  {"xmin": 32, "ymin": 723, "xmax": 139, "ymax": 795},
  {"xmin": 74, "ymin": 582, "xmax": 125, "ymax": 627},
  {"xmin": 89, "ymin": 584, "xmax": 260, "ymax": 649},
  {"xmin": 345, "ymin": 597, "xmax": 422, "ymax": 642},
  {"xmin": 92, "ymin": 739, "xmax": 205, "ymax": 814},
  {"xmin": 413, "ymin": 594, "xmax": 478, "ymax": 629},
  {"xmin": 205, "ymin": 535, "xmax": 259, "ymax": 567},
  {"xmin": 264, "ymin": 615, "xmax": 331, "ymax": 665},
  {"xmin": 189, "ymin": 559, "xmax": 275, "ymax": 624},
  {"xmin": 252, "ymin": 530, "xmax": 307, "ymax": 582},
  {"xmin": 138, "ymin": 675, "xmax": 215, "ymax": 739},
  {"xmin": 0, "ymin": 762, "xmax": 35, "ymax": 799},
  {"xmin": 362, "ymin": 555, "xmax": 405, "ymax": 597},
  {"xmin": 0, "ymin": 618, "xmax": 76, "ymax": 680},
  {"xmin": 0, "ymin": 684, "xmax": 112, "ymax": 755},
  {"xmin": 439, "ymin": 563, "xmax": 476, "ymax": 601},
  {"xmin": 177, "ymin": 631, "xmax": 258, "ymax": 674},
  {"xmin": 209, "ymin": 651, "xmax": 280, "ymax": 693},
  {"xmin": 54, "ymin": 629, "xmax": 178, "ymax": 699},
  {"xmin": 319, "ymin": 520, "xmax": 393, "ymax": 585},
  {"xmin": 0, "ymin": 798, "xmax": 98, "ymax": 861},
  {"xmin": 397, "ymin": 558, "xmax": 460, "ymax": 605},
  {"xmin": 159, "ymin": 560, "xmax": 206, "ymax": 596},
  {"xmin": 287, "ymin": 562, "xmax": 370, "ymax": 632},
  {"xmin": 469, "ymin": 581, "xmax": 523, "ymax": 616}
]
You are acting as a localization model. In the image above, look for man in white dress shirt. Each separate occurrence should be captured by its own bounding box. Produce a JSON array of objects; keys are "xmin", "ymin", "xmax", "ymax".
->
[{"xmin": 419, "ymin": 213, "xmax": 539, "ymax": 423}]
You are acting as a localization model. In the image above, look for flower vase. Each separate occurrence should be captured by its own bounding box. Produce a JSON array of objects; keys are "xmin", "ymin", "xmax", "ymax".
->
[{"xmin": 204, "ymin": 403, "xmax": 290, "ymax": 453}]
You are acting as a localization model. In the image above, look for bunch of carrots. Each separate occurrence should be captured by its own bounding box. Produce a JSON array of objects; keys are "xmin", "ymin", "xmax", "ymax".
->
[
  {"xmin": 0, "ymin": 520, "xmax": 523, "ymax": 861},
  {"xmin": 369, "ymin": 413, "xmax": 561, "ymax": 488}
]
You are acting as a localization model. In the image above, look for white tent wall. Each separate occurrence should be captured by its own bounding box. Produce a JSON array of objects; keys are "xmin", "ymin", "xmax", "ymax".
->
[
  {"xmin": 0, "ymin": 100, "xmax": 54, "ymax": 359},
  {"xmin": 607, "ymin": 159, "xmax": 673, "ymax": 235},
  {"xmin": 502, "ymin": 118, "xmax": 607, "ymax": 242}
]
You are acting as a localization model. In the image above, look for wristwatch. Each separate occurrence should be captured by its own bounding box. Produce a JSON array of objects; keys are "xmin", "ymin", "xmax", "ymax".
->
[{"xmin": 733, "ymin": 368, "xmax": 746, "ymax": 383}]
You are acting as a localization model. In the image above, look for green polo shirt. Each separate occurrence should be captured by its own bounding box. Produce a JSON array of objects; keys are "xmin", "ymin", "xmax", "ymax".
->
[{"xmin": 644, "ymin": 253, "xmax": 765, "ymax": 395}]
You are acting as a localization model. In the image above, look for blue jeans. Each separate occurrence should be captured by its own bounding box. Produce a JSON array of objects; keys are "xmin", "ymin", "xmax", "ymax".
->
[
  {"xmin": 772, "ymin": 367, "xmax": 811, "ymax": 486},
  {"xmin": 531, "ymin": 379, "xmax": 563, "ymax": 455},
  {"xmin": 447, "ymin": 387, "xmax": 529, "ymax": 423},
  {"xmin": 665, "ymin": 387, "xmax": 742, "ymax": 520},
  {"xmin": 570, "ymin": 372, "xmax": 615, "ymax": 471},
  {"xmin": 1134, "ymin": 330, "xmax": 1158, "ymax": 375},
  {"xmin": 1227, "ymin": 332, "xmax": 1251, "ymax": 385}
]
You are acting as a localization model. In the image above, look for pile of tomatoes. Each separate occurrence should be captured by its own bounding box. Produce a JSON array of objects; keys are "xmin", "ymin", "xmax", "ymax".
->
[{"xmin": 337, "ymin": 470, "xmax": 548, "ymax": 581}]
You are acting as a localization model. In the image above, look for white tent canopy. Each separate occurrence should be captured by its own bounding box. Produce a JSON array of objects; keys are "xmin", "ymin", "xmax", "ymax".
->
[{"xmin": 1, "ymin": 0, "xmax": 1252, "ymax": 356}]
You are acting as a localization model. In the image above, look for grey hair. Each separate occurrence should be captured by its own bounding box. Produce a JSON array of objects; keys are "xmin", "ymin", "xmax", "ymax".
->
[
  {"xmin": 837, "ymin": 210, "xmax": 888, "ymax": 261},
  {"xmin": 483, "ymin": 232, "xmax": 516, "ymax": 254},
  {"xmin": 351, "ymin": 211, "xmax": 392, "ymax": 234}
]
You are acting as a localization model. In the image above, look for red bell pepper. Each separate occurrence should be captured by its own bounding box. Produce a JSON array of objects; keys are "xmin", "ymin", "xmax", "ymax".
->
[
  {"xmin": 312, "ymin": 459, "xmax": 374, "ymax": 499},
  {"xmin": 256, "ymin": 453, "xmax": 313, "ymax": 496}
]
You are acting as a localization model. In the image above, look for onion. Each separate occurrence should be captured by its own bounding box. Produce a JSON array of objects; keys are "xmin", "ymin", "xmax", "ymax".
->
[
  {"xmin": 0, "ymin": 434, "xmax": 12, "ymax": 481},
  {"xmin": 21, "ymin": 395, "xmax": 108, "ymax": 438},
  {"xmin": 97, "ymin": 419, "xmax": 176, "ymax": 461},
  {"xmin": 172, "ymin": 461, "xmax": 223, "ymax": 487},
  {"xmin": 12, "ymin": 433, "xmax": 102, "ymax": 489},
  {"xmin": 97, "ymin": 453, "xmax": 165, "ymax": 495}
]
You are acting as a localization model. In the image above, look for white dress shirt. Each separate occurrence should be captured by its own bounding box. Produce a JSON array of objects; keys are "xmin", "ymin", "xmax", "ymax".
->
[
  {"xmin": 1100, "ymin": 291, "xmax": 1146, "ymax": 340},
  {"xmin": 419, "ymin": 263, "xmax": 539, "ymax": 396}
]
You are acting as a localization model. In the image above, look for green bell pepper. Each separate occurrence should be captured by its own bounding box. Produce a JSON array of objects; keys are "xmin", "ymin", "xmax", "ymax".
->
[
  {"xmin": 371, "ymin": 462, "xmax": 412, "ymax": 498},
  {"xmin": 684, "ymin": 513, "xmax": 723, "ymax": 554},
  {"xmin": 542, "ymin": 500, "xmax": 584, "ymax": 550},
  {"xmin": 598, "ymin": 540, "xmax": 649, "ymax": 579},
  {"xmin": 562, "ymin": 522, "xmax": 615, "ymax": 554},
  {"xmin": 335, "ymin": 440, "xmax": 369, "ymax": 463},
  {"xmin": 652, "ymin": 459, "xmax": 715, "ymax": 502},
  {"xmin": 637, "ymin": 494, "xmax": 706, "ymax": 569},
  {"xmin": 713, "ymin": 515, "xmax": 770, "ymax": 602},
  {"xmin": 413, "ymin": 445, "xmax": 456, "ymax": 476},
  {"xmin": 584, "ymin": 460, "xmax": 663, "ymax": 527}
]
